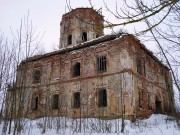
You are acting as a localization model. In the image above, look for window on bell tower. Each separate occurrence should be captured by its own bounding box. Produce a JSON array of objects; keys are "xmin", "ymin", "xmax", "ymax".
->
[
  {"xmin": 67, "ymin": 35, "xmax": 72, "ymax": 45},
  {"xmin": 82, "ymin": 32, "xmax": 87, "ymax": 42}
]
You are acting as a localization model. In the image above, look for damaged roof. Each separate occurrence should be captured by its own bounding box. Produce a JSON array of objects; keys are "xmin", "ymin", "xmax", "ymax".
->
[
  {"xmin": 22, "ymin": 34, "xmax": 118, "ymax": 63},
  {"xmin": 21, "ymin": 34, "xmax": 169, "ymax": 70}
]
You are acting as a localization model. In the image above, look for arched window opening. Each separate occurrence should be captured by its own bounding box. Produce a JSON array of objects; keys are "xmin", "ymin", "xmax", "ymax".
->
[
  {"xmin": 96, "ymin": 34, "xmax": 99, "ymax": 38},
  {"xmin": 82, "ymin": 32, "xmax": 87, "ymax": 42},
  {"xmin": 67, "ymin": 35, "xmax": 72, "ymax": 45}
]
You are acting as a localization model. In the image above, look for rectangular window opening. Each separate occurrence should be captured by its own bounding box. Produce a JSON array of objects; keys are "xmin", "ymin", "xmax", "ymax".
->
[
  {"xmin": 73, "ymin": 92, "xmax": 80, "ymax": 108},
  {"xmin": 139, "ymin": 89, "xmax": 142, "ymax": 108},
  {"xmin": 97, "ymin": 55, "xmax": 107, "ymax": 72},
  {"xmin": 32, "ymin": 96, "xmax": 38, "ymax": 110},
  {"xmin": 165, "ymin": 74, "xmax": 170, "ymax": 90},
  {"xmin": 68, "ymin": 35, "xmax": 72, "ymax": 45},
  {"xmin": 52, "ymin": 94, "xmax": 59, "ymax": 110},
  {"xmin": 33, "ymin": 69, "xmax": 41, "ymax": 83},
  {"xmin": 82, "ymin": 32, "xmax": 87, "ymax": 42},
  {"xmin": 148, "ymin": 93, "xmax": 152, "ymax": 110},
  {"xmin": 73, "ymin": 62, "xmax": 80, "ymax": 77},
  {"xmin": 136, "ymin": 57, "xmax": 146, "ymax": 76},
  {"xmin": 136, "ymin": 57, "xmax": 142, "ymax": 74},
  {"xmin": 98, "ymin": 89, "xmax": 107, "ymax": 107}
]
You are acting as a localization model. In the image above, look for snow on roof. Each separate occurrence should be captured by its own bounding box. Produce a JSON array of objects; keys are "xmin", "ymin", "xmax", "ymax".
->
[
  {"xmin": 20, "ymin": 33, "xmax": 169, "ymax": 70},
  {"xmin": 21, "ymin": 34, "xmax": 118, "ymax": 63}
]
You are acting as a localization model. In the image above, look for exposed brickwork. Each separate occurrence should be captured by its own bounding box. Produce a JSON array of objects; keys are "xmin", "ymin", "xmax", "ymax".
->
[
  {"xmin": 59, "ymin": 8, "xmax": 104, "ymax": 48},
  {"xmin": 5, "ymin": 8, "xmax": 173, "ymax": 121}
]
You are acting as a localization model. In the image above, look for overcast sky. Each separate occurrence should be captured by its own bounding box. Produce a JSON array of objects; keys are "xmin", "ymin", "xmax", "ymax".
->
[{"xmin": 0, "ymin": 0, "xmax": 152, "ymax": 52}]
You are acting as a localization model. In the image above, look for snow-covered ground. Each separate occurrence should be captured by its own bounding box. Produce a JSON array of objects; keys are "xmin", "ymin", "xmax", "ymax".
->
[{"xmin": 0, "ymin": 114, "xmax": 179, "ymax": 135}]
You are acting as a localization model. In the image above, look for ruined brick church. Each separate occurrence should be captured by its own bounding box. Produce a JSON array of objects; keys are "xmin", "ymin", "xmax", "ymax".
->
[{"xmin": 6, "ymin": 8, "xmax": 173, "ymax": 120}]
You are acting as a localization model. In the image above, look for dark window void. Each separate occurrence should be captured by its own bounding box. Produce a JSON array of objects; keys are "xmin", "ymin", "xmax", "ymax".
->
[
  {"xmin": 33, "ymin": 69, "xmax": 41, "ymax": 83},
  {"xmin": 136, "ymin": 57, "xmax": 142, "ymax": 74},
  {"xmin": 52, "ymin": 94, "xmax": 59, "ymax": 110},
  {"xmin": 98, "ymin": 89, "xmax": 107, "ymax": 107},
  {"xmin": 68, "ymin": 35, "xmax": 72, "ymax": 45},
  {"xmin": 82, "ymin": 32, "xmax": 87, "ymax": 42},
  {"xmin": 97, "ymin": 55, "xmax": 107, "ymax": 72},
  {"xmin": 148, "ymin": 93, "xmax": 152, "ymax": 110},
  {"xmin": 155, "ymin": 100, "xmax": 162, "ymax": 113},
  {"xmin": 136, "ymin": 57, "xmax": 146, "ymax": 76},
  {"xmin": 73, "ymin": 92, "xmax": 80, "ymax": 108},
  {"xmin": 32, "ymin": 96, "xmax": 38, "ymax": 110},
  {"xmin": 96, "ymin": 34, "xmax": 99, "ymax": 38},
  {"xmin": 73, "ymin": 62, "xmax": 80, "ymax": 77},
  {"xmin": 139, "ymin": 89, "xmax": 142, "ymax": 108},
  {"xmin": 165, "ymin": 74, "xmax": 170, "ymax": 90}
]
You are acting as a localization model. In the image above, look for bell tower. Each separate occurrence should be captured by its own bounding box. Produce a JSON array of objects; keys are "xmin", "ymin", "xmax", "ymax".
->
[{"xmin": 59, "ymin": 8, "xmax": 104, "ymax": 48}]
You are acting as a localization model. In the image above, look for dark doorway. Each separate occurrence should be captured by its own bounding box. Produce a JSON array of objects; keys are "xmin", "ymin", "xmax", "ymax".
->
[{"xmin": 155, "ymin": 100, "xmax": 162, "ymax": 113}]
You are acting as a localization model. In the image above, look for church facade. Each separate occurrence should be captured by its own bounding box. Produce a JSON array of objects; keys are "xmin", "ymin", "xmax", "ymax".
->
[{"xmin": 6, "ymin": 8, "xmax": 173, "ymax": 120}]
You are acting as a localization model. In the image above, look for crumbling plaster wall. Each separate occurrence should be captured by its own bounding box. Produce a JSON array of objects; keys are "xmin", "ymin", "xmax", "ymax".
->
[
  {"xmin": 16, "ymin": 37, "xmax": 136, "ymax": 119},
  {"xmin": 13, "ymin": 35, "xmax": 172, "ymax": 120},
  {"xmin": 128, "ymin": 38, "xmax": 172, "ymax": 118},
  {"xmin": 60, "ymin": 8, "xmax": 104, "ymax": 48}
]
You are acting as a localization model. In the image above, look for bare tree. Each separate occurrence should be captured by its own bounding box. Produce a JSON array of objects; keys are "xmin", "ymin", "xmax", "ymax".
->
[
  {"xmin": 0, "ymin": 33, "xmax": 16, "ymax": 125},
  {"xmin": 85, "ymin": 0, "xmax": 180, "ymax": 109},
  {"xmin": 1, "ymin": 13, "xmax": 44, "ymax": 135}
]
